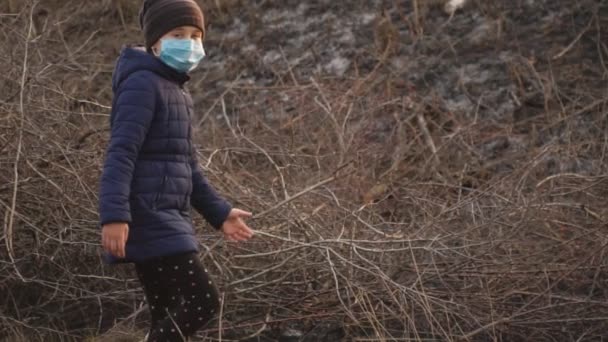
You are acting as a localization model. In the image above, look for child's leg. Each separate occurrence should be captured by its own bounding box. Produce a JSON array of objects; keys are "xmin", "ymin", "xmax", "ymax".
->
[
  {"xmin": 135, "ymin": 260, "xmax": 181, "ymax": 331},
  {"xmin": 146, "ymin": 252, "xmax": 220, "ymax": 342}
]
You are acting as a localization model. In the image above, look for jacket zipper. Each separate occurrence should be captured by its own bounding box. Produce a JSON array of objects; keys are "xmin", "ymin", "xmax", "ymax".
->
[
  {"xmin": 184, "ymin": 90, "xmax": 192, "ymax": 209},
  {"xmin": 153, "ymin": 175, "xmax": 168, "ymax": 210}
]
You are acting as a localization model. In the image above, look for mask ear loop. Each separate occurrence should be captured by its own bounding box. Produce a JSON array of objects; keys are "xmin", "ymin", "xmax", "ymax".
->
[{"xmin": 149, "ymin": 40, "xmax": 161, "ymax": 56}]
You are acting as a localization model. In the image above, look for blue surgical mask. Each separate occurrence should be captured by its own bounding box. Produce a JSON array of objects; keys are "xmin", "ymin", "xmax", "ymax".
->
[{"xmin": 158, "ymin": 38, "xmax": 205, "ymax": 73}]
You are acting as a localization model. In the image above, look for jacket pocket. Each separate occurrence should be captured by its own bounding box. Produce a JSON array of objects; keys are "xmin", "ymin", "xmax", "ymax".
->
[{"xmin": 153, "ymin": 175, "xmax": 168, "ymax": 211}]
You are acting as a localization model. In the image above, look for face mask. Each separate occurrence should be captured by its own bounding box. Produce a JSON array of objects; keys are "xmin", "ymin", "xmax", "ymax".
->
[{"xmin": 158, "ymin": 38, "xmax": 205, "ymax": 73}]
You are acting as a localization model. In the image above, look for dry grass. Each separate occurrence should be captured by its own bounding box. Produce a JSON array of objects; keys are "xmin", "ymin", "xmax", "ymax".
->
[{"xmin": 1, "ymin": 0, "xmax": 608, "ymax": 341}]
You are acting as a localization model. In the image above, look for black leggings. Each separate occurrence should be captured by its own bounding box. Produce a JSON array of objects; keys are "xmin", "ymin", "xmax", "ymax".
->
[{"xmin": 135, "ymin": 252, "xmax": 220, "ymax": 341}]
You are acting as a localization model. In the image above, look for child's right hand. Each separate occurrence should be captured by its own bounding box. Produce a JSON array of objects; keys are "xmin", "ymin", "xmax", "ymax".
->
[{"xmin": 101, "ymin": 223, "xmax": 129, "ymax": 258}]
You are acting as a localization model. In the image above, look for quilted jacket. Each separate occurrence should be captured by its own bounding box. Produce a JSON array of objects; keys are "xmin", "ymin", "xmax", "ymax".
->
[{"xmin": 99, "ymin": 46, "xmax": 231, "ymax": 264}]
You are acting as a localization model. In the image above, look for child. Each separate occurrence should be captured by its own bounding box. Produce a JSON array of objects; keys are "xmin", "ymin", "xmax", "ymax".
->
[{"xmin": 98, "ymin": 0, "xmax": 254, "ymax": 340}]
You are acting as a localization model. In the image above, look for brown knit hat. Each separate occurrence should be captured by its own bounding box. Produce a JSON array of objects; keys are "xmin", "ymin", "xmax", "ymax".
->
[{"xmin": 139, "ymin": 0, "xmax": 205, "ymax": 50}]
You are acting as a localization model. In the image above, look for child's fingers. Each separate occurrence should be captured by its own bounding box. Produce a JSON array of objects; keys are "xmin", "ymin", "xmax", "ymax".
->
[
  {"xmin": 114, "ymin": 239, "xmax": 121, "ymax": 257},
  {"xmin": 233, "ymin": 232, "xmax": 249, "ymax": 241},
  {"xmin": 101, "ymin": 234, "xmax": 108, "ymax": 252},
  {"xmin": 108, "ymin": 239, "xmax": 117, "ymax": 256},
  {"xmin": 118, "ymin": 239, "xmax": 125, "ymax": 258},
  {"xmin": 104, "ymin": 236, "xmax": 111, "ymax": 253},
  {"xmin": 109, "ymin": 238, "xmax": 119, "ymax": 257},
  {"xmin": 240, "ymin": 229, "xmax": 253, "ymax": 239},
  {"xmin": 120, "ymin": 231, "xmax": 128, "ymax": 258},
  {"xmin": 229, "ymin": 231, "xmax": 251, "ymax": 242},
  {"xmin": 101, "ymin": 226, "xmax": 127, "ymax": 257},
  {"xmin": 102, "ymin": 230, "xmax": 112, "ymax": 252},
  {"xmin": 234, "ymin": 228, "xmax": 253, "ymax": 241},
  {"xmin": 234, "ymin": 209, "xmax": 253, "ymax": 218},
  {"xmin": 239, "ymin": 223, "xmax": 254, "ymax": 237}
]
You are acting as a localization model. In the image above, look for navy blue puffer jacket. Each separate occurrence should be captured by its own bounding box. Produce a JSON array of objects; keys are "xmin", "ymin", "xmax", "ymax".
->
[{"xmin": 99, "ymin": 46, "xmax": 231, "ymax": 264}]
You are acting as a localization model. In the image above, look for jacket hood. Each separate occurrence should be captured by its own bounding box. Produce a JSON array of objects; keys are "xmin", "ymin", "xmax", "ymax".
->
[{"xmin": 111, "ymin": 45, "xmax": 190, "ymax": 92}]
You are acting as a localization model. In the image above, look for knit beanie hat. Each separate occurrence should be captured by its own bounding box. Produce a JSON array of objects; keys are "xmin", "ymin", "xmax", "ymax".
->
[{"xmin": 139, "ymin": 0, "xmax": 205, "ymax": 51}]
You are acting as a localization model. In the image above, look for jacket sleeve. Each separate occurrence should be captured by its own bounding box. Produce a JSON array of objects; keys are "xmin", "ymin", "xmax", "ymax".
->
[
  {"xmin": 99, "ymin": 75, "xmax": 156, "ymax": 226},
  {"xmin": 190, "ymin": 149, "xmax": 232, "ymax": 230}
]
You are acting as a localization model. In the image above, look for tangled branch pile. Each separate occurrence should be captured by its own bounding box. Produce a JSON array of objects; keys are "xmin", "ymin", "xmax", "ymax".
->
[{"xmin": 1, "ymin": 0, "xmax": 607, "ymax": 341}]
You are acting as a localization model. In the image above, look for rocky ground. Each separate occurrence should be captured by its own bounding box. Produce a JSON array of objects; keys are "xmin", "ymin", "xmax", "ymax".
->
[{"xmin": 196, "ymin": 0, "xmax": 607, "ymax": 178}]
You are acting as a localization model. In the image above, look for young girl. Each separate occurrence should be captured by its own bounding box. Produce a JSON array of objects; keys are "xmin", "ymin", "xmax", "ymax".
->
[{"xmin": 98, "ymin": 0, "xmax": 254, "ymax": 340}]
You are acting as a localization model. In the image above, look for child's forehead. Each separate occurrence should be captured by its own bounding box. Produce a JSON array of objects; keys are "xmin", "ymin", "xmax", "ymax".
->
[{"xmin": 169, "ymin": 26, "xmax": 203, "ymax": 34}]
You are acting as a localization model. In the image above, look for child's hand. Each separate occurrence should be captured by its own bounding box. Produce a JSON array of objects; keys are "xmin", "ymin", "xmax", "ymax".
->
[
  {"xmin": 102, "ymin": 223, "xmax": 129, "ymax": 258},
  {"xmin": 221, "ymin": 209, "xmax": 254, "ymax": 242}
]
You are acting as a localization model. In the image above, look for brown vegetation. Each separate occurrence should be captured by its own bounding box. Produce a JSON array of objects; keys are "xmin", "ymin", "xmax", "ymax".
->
[{"xmin": 1, "ymin": 0, "xmax": 607, "ymax": 341}]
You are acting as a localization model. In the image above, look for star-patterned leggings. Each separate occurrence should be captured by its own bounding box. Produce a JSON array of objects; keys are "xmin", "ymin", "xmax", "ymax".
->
[{"xmin": 135, "ymin": 252, "xmax": 220, "ymax": 342}]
